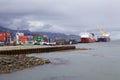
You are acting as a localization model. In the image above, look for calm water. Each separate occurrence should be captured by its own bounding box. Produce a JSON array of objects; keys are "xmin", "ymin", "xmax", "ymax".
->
[{"xmin": 1, "ymin": 42, "xmax": 120, "ymax": 80}]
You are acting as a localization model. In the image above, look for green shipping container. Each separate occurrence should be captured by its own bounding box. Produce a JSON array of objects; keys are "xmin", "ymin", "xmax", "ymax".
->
[{"xmin": 35, "ymin": 36, "xmax": 41, "ymax": 41}]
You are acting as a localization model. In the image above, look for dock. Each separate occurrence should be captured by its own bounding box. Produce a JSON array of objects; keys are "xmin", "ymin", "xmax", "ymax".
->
[{"xmin": 0, "ymin": 45, "xmax": 76, "ymax": 55}]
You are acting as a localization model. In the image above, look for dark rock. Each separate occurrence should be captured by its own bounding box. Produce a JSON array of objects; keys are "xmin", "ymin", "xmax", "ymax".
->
[{"xmin": 0, "ymin": 55, "xmax": 51, "ymax": 74}]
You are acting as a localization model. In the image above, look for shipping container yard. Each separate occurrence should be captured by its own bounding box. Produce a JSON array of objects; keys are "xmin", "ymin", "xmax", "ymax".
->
[{"xmin": 0, "ymin": 31, "xmax": 57, "ymax": 46}]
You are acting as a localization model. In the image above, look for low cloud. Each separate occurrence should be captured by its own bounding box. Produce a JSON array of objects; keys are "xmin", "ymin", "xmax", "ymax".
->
[
  {"xmin": 27, "ymin": 20, "xmax": 65, "ymax": 33},
  {"xmin": 0, "ymin": 17, "xmax": 66, "ymax": 33}
]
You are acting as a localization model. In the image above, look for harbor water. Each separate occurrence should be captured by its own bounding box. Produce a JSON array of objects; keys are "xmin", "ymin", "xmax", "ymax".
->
[{"xmin": 0, "ymin": 41, "xmax": 120, "ymax": 80}]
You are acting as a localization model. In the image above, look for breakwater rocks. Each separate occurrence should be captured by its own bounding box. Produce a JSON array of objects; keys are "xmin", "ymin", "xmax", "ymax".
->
[{"xmin": 0, "ymin": 55, "xmax": 50, "ymax": 74}]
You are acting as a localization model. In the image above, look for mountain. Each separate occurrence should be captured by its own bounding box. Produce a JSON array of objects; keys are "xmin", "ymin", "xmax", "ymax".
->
[
  {"xmin": 0, "ymin": 26, "xmax": 14, "ymax": 32},
  {"xmin": 0, "ymin": 26, "xmax": 31, "ymax": 34},
  {"xmin": 0, "ymin": 26, "xmax": 80, "ymax": 41},
  {"xmin": 30, "ymin": 31, "xmax": 80, "ymax": 41}
]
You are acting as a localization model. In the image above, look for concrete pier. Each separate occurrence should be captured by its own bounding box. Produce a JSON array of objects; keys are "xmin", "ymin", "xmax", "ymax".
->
[{"xmin": 0, "ymin": 45, "xmax": 76, "ymax": 55}]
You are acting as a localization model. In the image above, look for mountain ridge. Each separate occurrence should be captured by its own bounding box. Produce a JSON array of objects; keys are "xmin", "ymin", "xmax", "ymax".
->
[{"xmin": 0, "ymin": 26, "xmax": 80, "ymax": 40}]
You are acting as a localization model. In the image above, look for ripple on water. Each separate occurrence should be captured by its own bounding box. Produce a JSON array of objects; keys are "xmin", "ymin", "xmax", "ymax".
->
[
  {"xmin": 44, "ymin": 76, "xmax": 82, "ymax": 80},
  {"xmin": 50, "ymin": 58, "xmax": 70, "ymax": 65}
]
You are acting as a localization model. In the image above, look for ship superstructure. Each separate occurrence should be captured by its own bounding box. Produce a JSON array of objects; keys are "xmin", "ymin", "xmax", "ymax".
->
[{"xmin": 97, "ymin": 25, "xmax": 110, "ymax": 42}]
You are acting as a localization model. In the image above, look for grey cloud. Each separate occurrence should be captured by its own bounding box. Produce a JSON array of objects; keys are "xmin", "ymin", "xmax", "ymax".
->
[{"xmin": 0, "ymin": 0, "xmax": 120, "ymax": 39}]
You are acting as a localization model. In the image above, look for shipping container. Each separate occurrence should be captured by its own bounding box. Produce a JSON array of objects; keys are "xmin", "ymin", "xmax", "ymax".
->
[
  {"xmin": 35, "ymin": 36, "xmax": 41, "ymax": 41},
  {"xmin": 0, "ymin": 36, "xmax": 5, "ymax": 41},
  {"xmin": 0, "ymin": 32, "xmax": 5, "ymax": 37},
  {"xmin": 27, "ymin": 36, "xmax": 33, "ymax": 41},
  {"xmin": 0, "ymin": 41, "xmax": 5, "ymax": 46},
  {"xmin": 19, "ymin": 36, "xmax": 28, "ymax": 42},
  {"xmin": 0, "ymin": 32, "xmax": 10, "ymax": 41},
  {"xmin": 6, "ymin": 32, "xmax": 10, "ymax": 36},
  {"xmin": 0, "ymin": 32, "xmax": 10, "ymax": 36}
]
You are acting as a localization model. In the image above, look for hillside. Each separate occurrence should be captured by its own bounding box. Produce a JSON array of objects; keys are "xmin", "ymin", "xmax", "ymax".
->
[{"xmin": 0, "ymin": 26, "xmax": 80, "ymax": 41}]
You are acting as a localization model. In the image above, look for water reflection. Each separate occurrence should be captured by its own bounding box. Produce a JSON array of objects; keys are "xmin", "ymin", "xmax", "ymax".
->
[{"xmin": 44, "ymin": 76, "xmax": 81, "ymax": 80}]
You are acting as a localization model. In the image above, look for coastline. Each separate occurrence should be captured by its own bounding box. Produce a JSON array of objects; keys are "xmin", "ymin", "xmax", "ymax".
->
[
  {"xmin": 0, "ymin": 45, "xmax": 75, "ymax": 74},
  {"xmin": 0, "ymin": 45, "xmax": 91, "ymax": 74}
]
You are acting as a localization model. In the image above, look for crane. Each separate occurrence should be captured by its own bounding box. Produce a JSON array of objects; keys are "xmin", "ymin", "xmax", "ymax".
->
[{"xmin": 97, "ymin": 24, "xmax": 109, "ymax": 37}]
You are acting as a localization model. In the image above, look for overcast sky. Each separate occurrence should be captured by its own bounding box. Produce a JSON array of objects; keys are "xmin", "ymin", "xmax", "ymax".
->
[{"xmin": 0, "ymin": 0, "xmax": 120, "ymax": 40}]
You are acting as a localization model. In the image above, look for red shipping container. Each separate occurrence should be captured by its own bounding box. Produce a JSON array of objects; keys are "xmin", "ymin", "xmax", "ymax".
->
[
  {"xmin": 0, "ymin": 32, "xmax": 5, "ymax": 36},
  {"xmin": 0, "ymin": 32, "xmax": 5, "ymax": 41},
  {"xmin": 19, "ymin": 36, "xmax": 28, "ymax": 42},
  {"xmin": 0, "ymin": 36, "xmax": 5, "ymax": 41},
  {"xmin": 0, "ymin": 32, "xmax": 10, "ymax": 37}
]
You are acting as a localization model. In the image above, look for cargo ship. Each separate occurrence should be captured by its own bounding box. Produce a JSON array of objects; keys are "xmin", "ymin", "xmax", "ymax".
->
[
  {"xmin": 80, "ymin": 32, "xmax": 96, "ymax": 43},
  {"xmin": 97, "ymin": 36, "xmax": 110, "ymax": 42},
  {"xmin": 97, "ymin": 25, "xmax": 110, "ymax": 42}
]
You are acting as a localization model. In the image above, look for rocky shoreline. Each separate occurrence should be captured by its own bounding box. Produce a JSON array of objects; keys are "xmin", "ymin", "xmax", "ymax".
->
[{"xmin": 0, "ymin": 55, "xmax": 50, "ymax": 74}]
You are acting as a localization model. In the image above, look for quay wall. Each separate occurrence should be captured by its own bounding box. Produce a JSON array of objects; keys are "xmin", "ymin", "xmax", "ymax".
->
[{"xmin": 0, "ymin": 45, "xmax": 76, "ymax": 55}]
